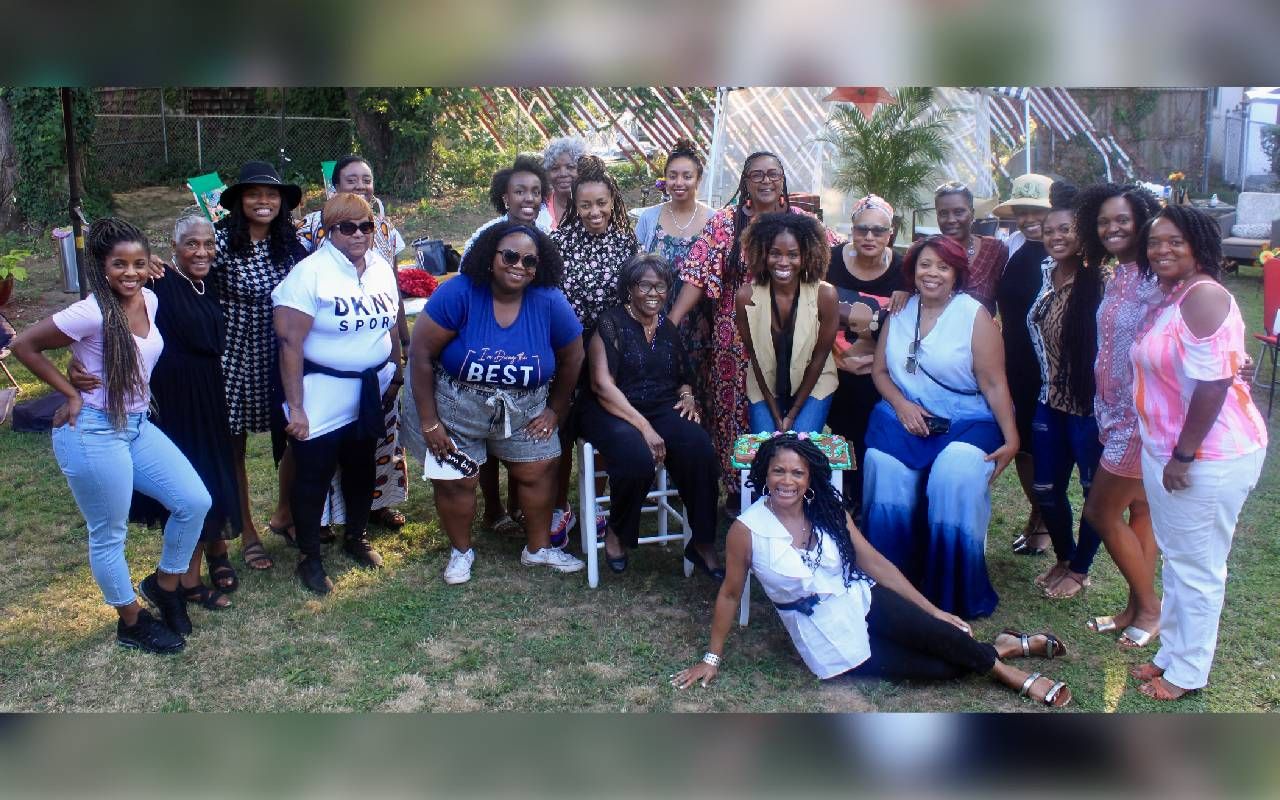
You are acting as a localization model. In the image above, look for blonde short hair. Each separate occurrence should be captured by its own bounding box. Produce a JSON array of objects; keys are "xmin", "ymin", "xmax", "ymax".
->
[{"xmin": 322, "ymin": 192, "xmax": 373, "ymax": 227}]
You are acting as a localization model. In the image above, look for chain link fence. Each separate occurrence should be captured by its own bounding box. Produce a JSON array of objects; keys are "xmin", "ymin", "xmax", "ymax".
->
[{"xmin": 90, "ymin": 114, "xmax": 355, "ymax": 192}]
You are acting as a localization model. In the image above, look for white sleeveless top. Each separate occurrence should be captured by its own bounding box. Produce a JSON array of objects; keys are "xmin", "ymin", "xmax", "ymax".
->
[
  {"xmin": 883, "ymin": 293, "xmax": 993, "ymax": 421},
  {"xmin": 741, "ymin": 497, "xmax": 873, "ymax": 679}
]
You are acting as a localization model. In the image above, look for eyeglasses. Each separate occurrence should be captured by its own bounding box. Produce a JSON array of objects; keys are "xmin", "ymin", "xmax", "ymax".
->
[
  {"xmin": 332, "ymin": 220, "xmax": 376, "ymax": 236},
  {"xmin": 635, "ymin": 281, "xmax": 669, "ymax": 295},
  {"xmin": 498, "ymin": 249, "xmax": 540, "ymax": 271},
  {"xmin": 853, "ymin": 225, "xmax": 892, "ymax": 237},
  {"xmin": 746, "ymin": 169, "xmax": 784, "ymax": 184}
]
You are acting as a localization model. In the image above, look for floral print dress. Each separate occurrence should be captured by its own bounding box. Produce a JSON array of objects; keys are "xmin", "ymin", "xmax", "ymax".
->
[
  {"xmin": 650, "ymin": 225, "xmax": 713, "ymax": 411},
  {"xmin": 680, "ymin": 207, "xmax": 838, "ymax": 494},
  {"xmin": 552, "ymin": 222, "xmax": 639, "ymax": 344}
]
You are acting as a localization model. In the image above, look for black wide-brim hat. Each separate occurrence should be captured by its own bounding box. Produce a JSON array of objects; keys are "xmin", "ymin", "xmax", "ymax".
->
[{"xmin": 218, "ymin": 160, "xmax": 303, "ymax": 212}]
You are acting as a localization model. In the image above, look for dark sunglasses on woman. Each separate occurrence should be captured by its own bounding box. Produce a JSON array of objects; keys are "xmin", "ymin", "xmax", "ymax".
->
[
  {"xmin": 499, "ymin": 249, "xmax": 540, "ymax": 271},
  {"xmin": 332, "ymin": 220, "xmax": 377, "ymax": 235}
]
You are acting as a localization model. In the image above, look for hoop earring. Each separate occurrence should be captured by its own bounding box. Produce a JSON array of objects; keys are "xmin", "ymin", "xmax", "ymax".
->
[{"xmin": 804, "ymin": 488, "xmax": 815, "ymax": 501}]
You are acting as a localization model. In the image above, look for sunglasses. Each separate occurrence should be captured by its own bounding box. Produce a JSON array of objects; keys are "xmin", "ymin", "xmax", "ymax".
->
[
  {"xmin": 332, "ymin": 220, "xmax": 376, "ymax": 236},
  {"xmin": 853, "ymin": 224, "xmax": 892, "ymax": 237},
  {"xmin": 499, "ymin": 249, "xmax": 540, "ymax": 271}
]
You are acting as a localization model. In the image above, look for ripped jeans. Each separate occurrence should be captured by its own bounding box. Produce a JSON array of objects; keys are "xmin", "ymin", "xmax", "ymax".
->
[{"xmin": 1031, "ymin": 402, "xmax": 1103, "ymax": 575}]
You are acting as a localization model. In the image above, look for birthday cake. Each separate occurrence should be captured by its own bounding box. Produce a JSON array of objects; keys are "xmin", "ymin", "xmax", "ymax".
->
[{"xmin": 731, "ymin": 432, "xmax": 853, "ymax": 470}]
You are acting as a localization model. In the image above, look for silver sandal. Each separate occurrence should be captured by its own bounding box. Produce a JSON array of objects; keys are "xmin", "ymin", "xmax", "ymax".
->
[{"xmin": 1019, "ymin": 671, "xmax": 1070, "ymax": 707}]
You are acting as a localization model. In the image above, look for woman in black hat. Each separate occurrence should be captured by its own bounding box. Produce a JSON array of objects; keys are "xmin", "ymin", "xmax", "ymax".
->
[{"xmin": 212, "ymin": 161, "xmax": 308, "ymax": 572}]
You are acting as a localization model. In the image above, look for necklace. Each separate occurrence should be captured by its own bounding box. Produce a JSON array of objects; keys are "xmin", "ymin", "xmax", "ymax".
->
[
  {"xmin": 625, "ymin": 303, "xmax": 662, "ymax": 348},
  {"xmin": 766, "ymin": 496, "xmax": 820, "ymax": 568},
  {"xmin": 967, "ymin": 235, "xmax": 977, "ymax": 260},
  {"xmin": 664, "ymin": 201, "xmax": 699, "ymax": 233},
  {"xmin": 173, "ymin": 263, "xmax": 206, "ymax": 296}
]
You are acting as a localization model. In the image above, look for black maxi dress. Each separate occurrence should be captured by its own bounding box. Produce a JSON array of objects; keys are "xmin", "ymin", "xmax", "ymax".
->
[{"xmin": 131, "ymin": 265, "xmax": 242, "ymax": 539}]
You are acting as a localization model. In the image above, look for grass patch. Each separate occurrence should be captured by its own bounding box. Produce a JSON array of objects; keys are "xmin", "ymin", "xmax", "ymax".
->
[{"xmin": 1, "ymin": 271, "xmax": 1277, "ymax": 712}]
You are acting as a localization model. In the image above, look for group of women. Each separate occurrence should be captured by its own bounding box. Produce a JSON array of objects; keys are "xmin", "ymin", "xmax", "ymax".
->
[{"xmin": 12, "ymin": 136, "xmax": 1267, "ymax": 707}]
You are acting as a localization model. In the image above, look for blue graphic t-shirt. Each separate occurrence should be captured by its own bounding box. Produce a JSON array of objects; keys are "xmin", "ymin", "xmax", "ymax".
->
[{"xmin": 427, "ymin": 274, "xmax": 583, "ymax": 389}]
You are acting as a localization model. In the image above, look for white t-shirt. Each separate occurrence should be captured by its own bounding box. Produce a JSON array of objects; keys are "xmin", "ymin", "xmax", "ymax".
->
[
  {"xmin": 51, "ymin": 288, "xmax": 162, "ymax": 413},
  {"xmin": 271, "ymin": 241, "xmax": 398, "ymax": 440}
]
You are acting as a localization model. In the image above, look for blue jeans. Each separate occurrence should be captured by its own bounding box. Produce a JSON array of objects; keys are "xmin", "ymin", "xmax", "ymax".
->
[
  {"xmin": 1031, "ymin": 402, "xmax": 1103, "ymax": 574},
  {"xmin": 51, "ymin": 407, "xmax": 211, "ymax": 607},
  {"xmin": 749, "ymin": 394, "xmax": 833, "ymax": 433}
]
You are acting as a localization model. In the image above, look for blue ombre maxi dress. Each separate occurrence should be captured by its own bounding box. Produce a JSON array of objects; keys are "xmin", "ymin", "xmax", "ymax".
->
[{"xmin": 861, "ymin": 293, "xmax": 1001, "ymax": 619}]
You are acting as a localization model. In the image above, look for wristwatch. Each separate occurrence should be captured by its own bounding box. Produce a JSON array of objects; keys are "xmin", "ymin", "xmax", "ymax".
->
[{"xmin": 1171, "ymin": 449, "xmax": 1196, "ymax": 463}]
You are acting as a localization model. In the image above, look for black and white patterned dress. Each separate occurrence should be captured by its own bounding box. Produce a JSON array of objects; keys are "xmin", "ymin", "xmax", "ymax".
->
[{"xmin": 212, "ymin": 227, "xmax": 302, "ymax": 434}]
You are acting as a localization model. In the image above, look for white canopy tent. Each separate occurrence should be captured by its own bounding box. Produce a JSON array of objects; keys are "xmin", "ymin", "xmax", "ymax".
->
[{"xmin": 699, "ymin": 87, "xmax": 997, "ymax": 236}]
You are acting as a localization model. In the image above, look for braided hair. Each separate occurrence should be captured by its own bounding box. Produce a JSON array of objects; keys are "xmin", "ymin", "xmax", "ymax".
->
[
  {"xmin": 559, "ymin": 154, "xmax": 632, "ymax": 233},
  {"xmin": 1043, "ymin": 183, "xmax": 1101, "ymax": 407},
  {"xmin": 725, "ymin": 152, "xmax": 792, "ymax": 289},
  {"xmin": 216, "ymin": 188, "xmax": 302, "ymax": 266},
  {"xmin": 741, "ymin": 212, "xmax": 829, "ymax": 285},
  {"xmin": 1074, "ymin": 182, "xmax": 1161, "ymax": 269},
  {"xmin": 1136, "ymin": 205, "xmax": 1226, "ymax": 282},
  {"xmin": 663, "ymin": 137, "xmax": 704, "ymax": 178},
  {"xmin": 746, "ymin": 434, "xmax": 861, "ymax": 587},
  {"xmin": 84, "ymin": 218, "xmax": 151, "ymax": 429}
]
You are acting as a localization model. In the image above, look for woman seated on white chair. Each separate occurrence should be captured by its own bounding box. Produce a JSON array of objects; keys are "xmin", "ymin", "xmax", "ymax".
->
[
  {"xmin": 673, "ymin": 434, "xmax": 1072, "ymax": 708},
  {"xmin": 580, "ymin": 254, "xmax": 722, "ymax": 578}
]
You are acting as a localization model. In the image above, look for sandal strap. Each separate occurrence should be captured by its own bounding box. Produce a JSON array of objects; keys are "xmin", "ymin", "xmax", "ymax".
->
[
  {"xmin": 1043, "ymin": 680, "xmax": 1067, "ymax": 706},
  {"xmin": 1020, "ymin": 634, "xmax": 1030, "ymax": 657},
  {"xmin": 1020, "ymin": 671, "xmax": 1042, "ymax": 698},
  {"xmin": 1044, "ymin": 634, "xmax": 1060, "ymax": 659}
]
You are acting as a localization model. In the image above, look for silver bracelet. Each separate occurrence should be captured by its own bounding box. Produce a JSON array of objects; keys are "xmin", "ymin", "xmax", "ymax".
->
[
  {"xmin": 702, "ymin": 652, "xmax": 722, "ymax": 667},
  {"xmin": 421, "ymin": 422, "xmax": 441, "ymax": 434}
]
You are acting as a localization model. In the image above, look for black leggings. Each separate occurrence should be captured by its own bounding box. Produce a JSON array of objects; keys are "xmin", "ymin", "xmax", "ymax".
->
[
  {"xmin": 290, "ymin": 420, "xmax": 377, "ymax": 560},
  {"xmin": 579, "ymin": 399, "xmax": 719, "ymax": 549},
  {"xmin": 851, "ymin": 584, "xmax": 998, "ymax": 681}
]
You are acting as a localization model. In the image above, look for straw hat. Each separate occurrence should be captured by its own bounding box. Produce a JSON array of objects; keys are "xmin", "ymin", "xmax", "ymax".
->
[{"xmin": 992, "ymin": 174, "xmax": 1054, "ymax": 218}]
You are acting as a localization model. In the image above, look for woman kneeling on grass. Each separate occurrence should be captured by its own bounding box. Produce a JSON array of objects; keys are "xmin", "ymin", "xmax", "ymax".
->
[
  {"xmin": 12, "ymin": 218, "xmax": 211, "ymax": 654},
  {"xmin": 673, "ymin": 434, "xmax": 1072, "ymax": 708}
]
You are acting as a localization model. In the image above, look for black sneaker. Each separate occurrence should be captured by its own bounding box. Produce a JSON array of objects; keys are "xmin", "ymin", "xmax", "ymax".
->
[
  {"xmin": 343, "ymin": 533, "xmax": 384, "ymax": 569},
  {"xmin": 296, "ymin": 557, "xmax": 333, "ymax": 595},
  {"xmin": 117, "ymin": 609, "xmax": 185, "ymax": 654},
  {"xmin": 139, "ymin": 572, "xmax": 193, "ymax": 636}
]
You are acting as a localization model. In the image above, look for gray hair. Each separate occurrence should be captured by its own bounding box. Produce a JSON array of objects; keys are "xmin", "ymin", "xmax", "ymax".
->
[
  {"xmin": 616, "ymin": 252, "xmax": 676, "ymax": 305},
  {"xmin": 174, "ymin": 211, "xmax": 214, "ymax": 242},
  {"xmin": 543, "ymin": 136, "xmax": 587, "ymax": 170}
]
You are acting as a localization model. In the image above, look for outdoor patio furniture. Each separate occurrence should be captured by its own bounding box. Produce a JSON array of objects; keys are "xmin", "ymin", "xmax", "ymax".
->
[
  {"xmin": 1217, "ymin": 192, "xmax": 1280, "ymax": 262},
  {"xmin": 578, "ymin": 440, "xmax": 692, "ymax": 589},
  {"xmin": 1253, "ymin": 258, "xmax": 1280, "ymax": 418}
]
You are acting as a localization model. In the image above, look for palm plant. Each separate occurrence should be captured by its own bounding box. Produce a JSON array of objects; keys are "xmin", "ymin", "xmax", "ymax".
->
[{"xmin": 817, "ymin": 87, "xmax": 957, "ymax": 223}]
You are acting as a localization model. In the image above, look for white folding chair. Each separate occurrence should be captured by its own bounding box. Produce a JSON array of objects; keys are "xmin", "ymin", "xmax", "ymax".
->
[
  {"xmin": 579, "ymin": 440, "xmax": 692, "ymax": 588},
  {"xmin": 735, "ymin": 448, "xmax": 849, "ymax": 627}
]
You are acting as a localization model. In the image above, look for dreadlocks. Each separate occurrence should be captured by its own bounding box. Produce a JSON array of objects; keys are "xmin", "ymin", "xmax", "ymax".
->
[
  {"xmin": 559, "ymin": 154, "xmax": 632, "ymax": 233},
  {"xmin": 741, "ymin": 212, "xmax": 829, "ymax": 285},
  {"xmin": 84, "ymin": 217, "xmax": 151, "ymax": 429},
  {"xmin": 1044, "ymin": 182, "xmax": 1101, "ymax": 407},
  {"xmin": 746, "ymin": 434, "xmax": 862, "ymax": 587},
  {"xmin": 1074, "ymin": 182, "xmax": 1161, "ymax": 269},
  {"xmin": 725, "ymin": 151, "xmax": 791, "ymax": 289},
  {"xmin": 1136, "ymin": 205, "xmax": 1226, "ymax": 282}
]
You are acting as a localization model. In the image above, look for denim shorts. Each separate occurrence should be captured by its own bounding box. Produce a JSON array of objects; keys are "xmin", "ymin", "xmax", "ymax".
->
[{"xmin": 401, "ymin": 366, "xmax": 560, "ymax": 467}]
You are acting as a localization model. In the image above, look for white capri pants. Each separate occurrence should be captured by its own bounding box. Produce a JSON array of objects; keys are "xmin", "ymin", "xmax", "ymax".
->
[{"xmin": 1141, "ymin": 446, "xmax": 1265, "ymax": 690}]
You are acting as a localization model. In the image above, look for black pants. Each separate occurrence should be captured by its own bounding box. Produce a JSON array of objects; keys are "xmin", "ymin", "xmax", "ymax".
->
[
  {"xmin": 827, "ymin": 372, "xmax": 881, "ymax": 512},
  {"xmin": 290, "ymin": 420, "xmax": 377, "ymax": 560},
  {"xmin": 579, "ymin": 399, "xmax": 719, "ymax": 549},
  {"xmin": 850, "ymin": 584, "xmax": 998, "ymax": 681}
]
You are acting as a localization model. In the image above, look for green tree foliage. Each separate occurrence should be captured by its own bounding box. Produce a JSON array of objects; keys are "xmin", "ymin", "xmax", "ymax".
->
[
  {"xmin": 1262, "ymin": 125, "xmax": 1280, "ymax": 177},
  {"xmin": 817, "ymin": 87, "xmax": 957, "ymax": 218},
  {"xmin": 1, "ymin": 88, "xmax": 110, "ymax": 228}
]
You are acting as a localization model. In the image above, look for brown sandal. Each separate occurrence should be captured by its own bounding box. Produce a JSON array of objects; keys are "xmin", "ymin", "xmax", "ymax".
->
[{"xmin": 242, "ymin": 540, "xmax": 274, "ymax": 570}]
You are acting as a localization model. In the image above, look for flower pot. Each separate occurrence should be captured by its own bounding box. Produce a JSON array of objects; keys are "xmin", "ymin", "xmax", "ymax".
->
[{"xmin": 0, "ymin": 276, "xmax": 13, "ymax": 307}]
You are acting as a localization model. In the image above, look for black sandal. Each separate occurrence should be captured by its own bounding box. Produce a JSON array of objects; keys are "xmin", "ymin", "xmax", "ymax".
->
[
  {"xmin": 242, "ymin": 540, "xmax": 274, "ymax": 571},
  {"xmin": 267, "ymin": 523, "xmax": 298, "ymax": 549},
  {"xmin": 183, "ymin": 582, "xmax": 231, "ymax": 610},
  {"xmin": 205, "ymin": 551, "xmax": 240, "ymax": 593}
]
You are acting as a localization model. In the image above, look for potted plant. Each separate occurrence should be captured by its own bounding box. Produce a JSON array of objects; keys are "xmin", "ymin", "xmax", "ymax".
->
[
  {"xmin": 817, "ymin": 86, "xmax": 958, "ymax": 237},
  {"xmin": 0, "ymin": 248, "xmax": 32, "ymax": 307}
]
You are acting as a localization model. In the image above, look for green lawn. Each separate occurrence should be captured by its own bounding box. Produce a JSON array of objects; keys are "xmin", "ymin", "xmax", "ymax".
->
[{"xmin": 1, "ymin": 271, "xmax": 1276, "ymax": 712}]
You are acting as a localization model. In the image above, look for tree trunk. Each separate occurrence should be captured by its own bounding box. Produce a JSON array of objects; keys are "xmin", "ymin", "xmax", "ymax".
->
[{"xmin": 0, "ymin": 94, "xmax": 21, "ymax": 232}]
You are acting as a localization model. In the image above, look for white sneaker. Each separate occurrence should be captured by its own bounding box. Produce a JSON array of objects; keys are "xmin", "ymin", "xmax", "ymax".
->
[
  {"xmin": 443, "ymin": 547, "xmax": 475, "ymax": 585},
  {"xmin": 520, "ymin": 546, "xmax": 585, "ymax": 573}
]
